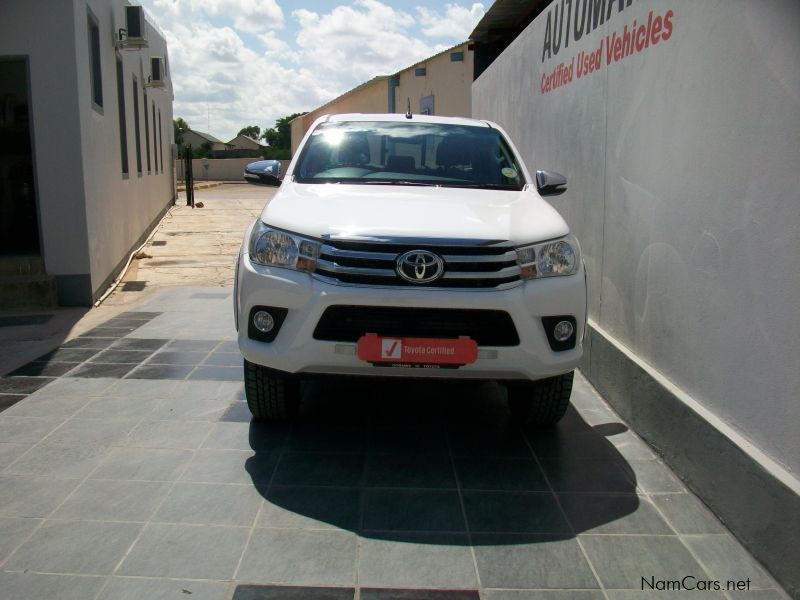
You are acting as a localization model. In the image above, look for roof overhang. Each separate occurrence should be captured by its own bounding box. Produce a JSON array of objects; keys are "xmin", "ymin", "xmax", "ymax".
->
[{"xmin": 470, "ymin": 0, "xmax": 550, "ymax": 45}]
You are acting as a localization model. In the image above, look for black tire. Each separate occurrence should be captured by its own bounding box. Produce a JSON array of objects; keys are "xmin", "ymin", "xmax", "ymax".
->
[
  {"xmin": 507, "ymin": 371, "xmax": 574, "ymax": 427},
  {"xmin": 244, "ymin": 360, "xmax": 300, "ymax": 421}
]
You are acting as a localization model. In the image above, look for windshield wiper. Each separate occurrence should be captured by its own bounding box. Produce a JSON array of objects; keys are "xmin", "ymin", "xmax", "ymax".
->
[
  {"xmin": 360, "ymin": 179, "xmax": 440, "ymax": 187},
  {"xmin": 446, "ymin": 183, "xmax": 521, "ymax": 190}
]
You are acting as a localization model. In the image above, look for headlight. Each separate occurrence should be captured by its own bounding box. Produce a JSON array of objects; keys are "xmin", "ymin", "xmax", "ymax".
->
[
  {"xmin": 249, "ymin": 221, "xmax": 320, "ymax": 273},
  {"xmin": 516, "ymin": 234, "xmax": 580, "ymax": 280}
]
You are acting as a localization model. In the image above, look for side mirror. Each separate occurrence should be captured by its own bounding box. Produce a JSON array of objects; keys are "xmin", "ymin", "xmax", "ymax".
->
[{"xmin": 536, "ymin": 170, "xmax": 567, "ymax": 196}]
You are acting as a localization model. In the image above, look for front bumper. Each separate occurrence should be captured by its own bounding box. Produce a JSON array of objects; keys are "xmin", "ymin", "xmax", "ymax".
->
[{"xmin": 236, "ymin": 250, "xmax": 586, "ymax": 382}]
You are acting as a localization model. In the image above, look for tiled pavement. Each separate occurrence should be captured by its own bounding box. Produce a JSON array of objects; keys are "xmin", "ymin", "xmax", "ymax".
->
[{"xmin": 0, "ymin": 288, "xmax": 789, "ymax": 599}]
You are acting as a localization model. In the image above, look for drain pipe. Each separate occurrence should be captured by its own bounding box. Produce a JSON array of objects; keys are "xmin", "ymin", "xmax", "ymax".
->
[{"xmin": 93, "ymin": 207, "xmax": 174, "ymax": 307}]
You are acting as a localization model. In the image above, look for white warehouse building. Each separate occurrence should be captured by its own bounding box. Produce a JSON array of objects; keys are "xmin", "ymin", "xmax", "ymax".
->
[{"xmin": 0, "ymin": 0, "xmax": 174, "ymax": 307}]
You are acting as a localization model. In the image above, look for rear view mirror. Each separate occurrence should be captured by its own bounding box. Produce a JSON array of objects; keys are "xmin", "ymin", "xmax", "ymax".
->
[{"xmin": 536, "ymin": 170, "xmax": 567, "ymax": 196}]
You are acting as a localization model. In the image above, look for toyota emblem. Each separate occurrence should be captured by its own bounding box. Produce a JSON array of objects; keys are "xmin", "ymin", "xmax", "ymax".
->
[{"xmin": 396, "ymin": 250, "xmax": 444, "ymax": 284}]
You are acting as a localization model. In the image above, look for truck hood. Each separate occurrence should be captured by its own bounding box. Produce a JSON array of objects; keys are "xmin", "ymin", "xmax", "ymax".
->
[{"xmin": 260, "ymin": 183, "xmax": 570, "ymax": 244}]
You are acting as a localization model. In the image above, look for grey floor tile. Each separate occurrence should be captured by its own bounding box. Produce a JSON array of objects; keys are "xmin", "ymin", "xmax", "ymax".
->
[
  {"xmin": 111, "ymin": 338, "xmax": 169, "ymax": 351},
  {"xmin": 258, "ymin": 486, "xmax": 360, "ymax": 531},
  {"xmin": 362, "ymin": 489, "xmax": 465, "ymax": 532},
  {"xmin": 682, "ymin": 534, "xmax": 777, "ymax": 589},
  {"xmin": 5, "ymin": 443, "xmax": 111, "ymax": 479},
  {"xmin": 624, "ymin": 460, "xmax": 687, "ymax": 493},
  {"xmin": 605, "ymin": 430, "xmax": 658, "ymax": 461},
  {"xmin": 171, "ymin": 379, "xmax": 242, "ymax": 401},
  {"xmin": 76, "ymin": 396, "xmax": 160, "ymax": 419},
  {"xmin": 9, "ymin": 360, "xmax": 77, "ymax": 377},
  {"xmin": 0, "ymin": 376, "xmax": 56, "ymax": 394},
  {"xmin": 0, "ymin": 442, "xmax": 31, "ymax": 468},
  {"xmin": 579, "ymin": 534, "xmax": 706, "ymax": 589},
  {"xmin": 287, "ymin": 424, "xmax": 366, "ymax": 453},
  {"xmin": 202, "ymin": 421, "xmax": 288, "ymax": 451},
  {"xmin": 0, "ymin": 516, "xmax": 42, "ymax": 561},
  {"xmin": 51, "ymin": 479, "xmax": 171, "ymax": 521},
  {"xmin": 358, "ymin": 533, "xmax": 477, "ymax": 589},
  {"xmin": 237, "ymin": 528, "xmax": 357, "ymax": 585},
  {"xmin": 484, "ymin": 592, "xmax": 605, "ymax": 600},
  {"xmin": 365, "ymin": 453, "xmax": 456, "ymax": 488},
  {"xmin": 181, "ymin": 448, "xmax": 277, "ymax": 484},
  {"xmin": 62, "ymin": 336, "xmax": 117, "ymax": 349},
  {"xmin": 44, "ymin": 417, "xmax": 140, "ymax": 446},
  {"xmin": 464, "ymin": 491, "xmax": 569, "ymax": 534},
  {"xmin": 650, "ymin": 493, "xmax": 726, "ymax": 534},
  {"xmin": 0, "ymin": 572, "xmax": 106, "ymax": 600},
  {"xmin": 0, "ymin": 393, "xmax": 25, "ymax": 411},
  {"xmin": 473, "ymin": 534, "xmax": 599, "ymax": 589},
  {"xmin": 606, "ymin": 592, "xmax": 725, "ymax": 599},
  {"xmin": 0, "ymin": 475, "xmax": 80, "ymax": 517},
  {"xmin": 127, "ymin": 364, "xmax": 194, "ymax": 380},
  {"xmin": 148, "ymin": 350, "xmax": 209, "ymax": 365},
  {"xmin": 99, "ymin": 577, "xmax": 231, "ymax": 600},
  {"xmin": 90, "ymin": 447, "xmax": 194, "ymax": 481},
  {"xmin": 26, "ymin": 376, "xmax": 117, "ymax": 399},
  {"xmin": 153, "ymin": 482, "xmax": 262, "ymax": 526},
  {"xmin": 1, "ymin": 394, "xmax": 92, "ymax": 418},
  {"xmin": 69, "ymin": 362, "xmax": 138, "ymax": 378},
  {"xmin": 367, "ymin": 425, "xmax": 449, "ymax": 454},
  {"xmin": 5, "ymin": 519, "xmax": 142, "ymax": 574},
  {"xmin": 233, "ymin": 585, "xmax": 355, "ymax": 600},
  {"xmin": 0, "ymin": 415, "xmax": 64, "ymax": 443},
  {"xmin": 273, "ymin": 452, "xmax": 365, "ymax": 487},
  {"xmin": 125, "ymin": 420, "xmax": 213, "ymax": 449},
  {"xmin": 448, "ymin": 425, "xmax": 532, "ymax": 458},
  {"xmin": 205, "ymin": 352, "xmax": 243, "ymax": 367},
  {"xmin": 166, "ymin": 339, "xmax": 220, "ymax": 352},
  {"xmin": 90, "ymin": 349, "xmax": 154, "ymax": 364},
  {"xmin": 559, "ymin": 494, "xmax": 672, "ymax": 534},
  {"xmin": 103, "ymin": 378, "xmax": 180, "ymax": 399},
  {"xmin": 539, "ymin": 458, "xmax": 636, "ymax": 493},
  {"xmin": 118, "ymin": 523, "xmax": 249, "ymax": 579},
  {"xmin": 725, "ymin": 591, "xmax": 791, "ymax": 599},
  {"xmin": 455, "ymin": 456, "xmax": 549, "ymax": 491},
  {"xmin": 527, "ymin": 431, "xmax": 618, "ymax": 460},
  {"xmin": 189, "ymin": 365, "xmax": 244, "ymax": 381},
  {"xmin": 150, "ymin": 395, "xmax": 232, "ymax": 421}
]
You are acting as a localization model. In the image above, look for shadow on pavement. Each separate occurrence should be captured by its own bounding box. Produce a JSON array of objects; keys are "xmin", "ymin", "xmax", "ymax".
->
[{"xmin": 245, "ymin": 377, "xmax": 639, "ymax": 545}]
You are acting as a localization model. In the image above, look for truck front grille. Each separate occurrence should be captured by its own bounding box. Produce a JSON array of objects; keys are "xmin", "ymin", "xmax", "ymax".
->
[
  {"xmin": 312, "ymin": 238, "xmax": 521, "ymax": 289},
  {"xmin": 313, "ymin": 306, "xmax": 520, "ymax": 346}
]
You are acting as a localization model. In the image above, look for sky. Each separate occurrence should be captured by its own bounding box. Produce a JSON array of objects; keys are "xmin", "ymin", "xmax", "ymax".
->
[{"xmin": 137, "ymin": 0, "xmax": 488, "ymax": 142}]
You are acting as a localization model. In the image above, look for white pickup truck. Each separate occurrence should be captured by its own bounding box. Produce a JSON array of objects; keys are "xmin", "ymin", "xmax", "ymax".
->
[{"xmin": 235, "ymin": 113, "xmax": 586, "ymax": 426}]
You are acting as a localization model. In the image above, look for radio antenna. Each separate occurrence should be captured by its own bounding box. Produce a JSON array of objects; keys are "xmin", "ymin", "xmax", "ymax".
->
[{"xmin": 405, "ymin": 98, "xmax": 412, "ymax": 119}]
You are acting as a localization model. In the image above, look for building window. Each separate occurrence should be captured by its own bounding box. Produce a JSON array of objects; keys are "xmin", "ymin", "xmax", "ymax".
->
[
  {"xmin": 88, "ymin": 10, "xmax": 103, "ymax": 110},
  {"xmin": 115, "ymin": 58, "xmax": 128, "ymax": 175},
  {"xmin": 143, "ymin": 91, "xmax": 151, "ymax": 172},
  {"xmin": 450, "ymin": 51, "xmax": 464, "ymax": 62},
  {"xmin": 414, "ymin": 67, "xmax": 426, "ymax": 76},
  {"xmin": 152, "ymin": 103, "xmax": 158, "ymax": 173},
  {"xmin": 132, "ymin": 77, "xmax": 142, "ymax": 175},
  {"xmin": 158, "ymin": 109, "xmax": 164, "ymax": 173}
]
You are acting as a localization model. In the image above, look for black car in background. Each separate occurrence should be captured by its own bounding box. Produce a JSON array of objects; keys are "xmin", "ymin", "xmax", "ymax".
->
[{"xmin": 244, "ymin": 159, "xmax": 281, "ymax": 185}]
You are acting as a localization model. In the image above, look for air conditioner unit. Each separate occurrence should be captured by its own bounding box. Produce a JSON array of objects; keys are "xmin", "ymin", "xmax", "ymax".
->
[
  {"xmin": 148, "ymin": 57, "xmax": 166, "ymax": 87},
  {"xmin": 116, "ymin": 5, "xmax": 148, "ymax": 50}
]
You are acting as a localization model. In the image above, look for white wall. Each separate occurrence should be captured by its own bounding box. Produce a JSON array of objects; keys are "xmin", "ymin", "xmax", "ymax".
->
[
  {"xmin": 77, "ymin": 0, "xmax": 174, "ymax": 297},
  {"xmin": 473, "ymin": 0, "xmax": 800, "ymax": 476},
  {"xmin": 0, "ymin": 0, "xmax": 91, "ymax": 279}
]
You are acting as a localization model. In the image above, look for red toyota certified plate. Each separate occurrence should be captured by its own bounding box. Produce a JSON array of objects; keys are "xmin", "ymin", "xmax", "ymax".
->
[{"xmin": 357, "ymin": 333, "xmax": 478, "ymax": 365}]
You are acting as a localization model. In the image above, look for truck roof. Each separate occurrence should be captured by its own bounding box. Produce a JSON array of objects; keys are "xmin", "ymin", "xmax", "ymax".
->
[{"xmin": 324, "ymin": 113, "xmax": 493, "ymax": 128}]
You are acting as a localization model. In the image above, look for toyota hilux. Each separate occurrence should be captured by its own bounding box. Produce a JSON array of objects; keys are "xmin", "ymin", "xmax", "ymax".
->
[{"xmin": 235, "ymin": 113, "xmax": 586, "ymax": 426}]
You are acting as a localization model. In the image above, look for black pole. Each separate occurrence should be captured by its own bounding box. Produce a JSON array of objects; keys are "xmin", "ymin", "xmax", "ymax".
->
[{"xmin": 185, "ymin": 146, "xmax": 194, "ymax": 207}]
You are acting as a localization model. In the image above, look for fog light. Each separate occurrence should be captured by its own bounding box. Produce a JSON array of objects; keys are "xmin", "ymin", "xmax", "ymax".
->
[
  {"xmin": 253, "ymin": 310, "xmax": 275, "ymax": 333},
  {"xmin": 553, "ymin": 320, "xmax": 574, "ymax": 342}
]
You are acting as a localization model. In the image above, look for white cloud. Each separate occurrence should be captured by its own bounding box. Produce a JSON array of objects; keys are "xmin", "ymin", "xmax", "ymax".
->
[
  {"xmin": 293, "ymin": 0, "xmax": 435, "ymax": 90},
  {"xmin": 417, "ymin": 2, "xmax": 485, "ymax": 39},
  {"xmin": 137, "ymin": 0, "xmax": 480, "ymax": 140}
]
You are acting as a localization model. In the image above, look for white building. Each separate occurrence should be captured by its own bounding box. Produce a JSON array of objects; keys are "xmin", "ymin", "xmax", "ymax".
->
[
  {"xmin": 471, "ymin": 0, "xmax": 799, "ymax": 594},
  {"xmin": 0, "ymin": 0, "xmax": 173, "ymax": 307}
]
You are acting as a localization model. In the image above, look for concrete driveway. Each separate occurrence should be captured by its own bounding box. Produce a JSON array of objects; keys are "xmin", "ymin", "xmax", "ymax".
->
[{"xmin": 0, "ymin": 185, "xmax": 789, "ymax": 599}]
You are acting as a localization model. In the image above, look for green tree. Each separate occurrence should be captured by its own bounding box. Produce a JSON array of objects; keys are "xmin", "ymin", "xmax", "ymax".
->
[
  {"xmin": 263, "ymin": 112, "xmax": 305, "ymax": 150},
  {"xmin": 173, "ymin": 117, "xmax": 190, "ymax": 157},
  {"xmin": 237, "ymin": 125, "xmax": 261, "ymax": 139}
]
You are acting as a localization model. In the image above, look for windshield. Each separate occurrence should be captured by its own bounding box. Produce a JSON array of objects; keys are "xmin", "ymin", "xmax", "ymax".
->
[{"xmin": 294, "ymin": 121, "xmax": 526, "ymax": 190}]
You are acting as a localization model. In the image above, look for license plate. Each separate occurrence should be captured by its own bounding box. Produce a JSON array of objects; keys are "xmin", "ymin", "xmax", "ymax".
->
[{"xmin": 357, "ymin": 334, "xmax": 477, "ymax": 366}]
